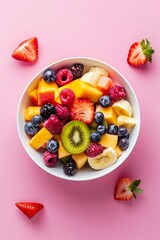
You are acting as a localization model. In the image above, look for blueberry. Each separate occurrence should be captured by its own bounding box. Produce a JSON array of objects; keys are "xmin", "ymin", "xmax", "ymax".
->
[
  {"xmin": 118, "ymin": 138, "xmax": 129, "ymax": 150},
  {"xmin": 96, "ymin": 125, "xmax": 107, "ymax": 135},
  {"xmin": 24, "ymin": 122, "xmax": 39, "ymax": 136},
  {"xmin": 94, "ymin": 112, "xmax": 104, "ymax": 124},
  {"xmin": 107, "ymin": 124, "xmax": 118, "ymax": 135},
  {"xmin": 47, "ymin": 139, "xmax": 59, "ymax": 153},
  {"xmin": 90, "ymin": 132, "xmax": 101, "ymax": 142},
  {"xmin": 43, "ymin": 69, "xmax": 56, "ymax": 82},
  {"xmin": 99, "ymin": 95, "xmax": 111, "ymax": 107},
  {"xmin": 31, "ymin": 115, "xmax": 43, "ymax": 127},
  {"xmin": 117, "ymin": 127, "xmax": 129, "ymax": 138}
]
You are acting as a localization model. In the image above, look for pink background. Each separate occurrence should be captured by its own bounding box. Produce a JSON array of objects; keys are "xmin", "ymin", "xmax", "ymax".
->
[{"xmin": 1, "ymin": 0, "xmax": 160, "ymax": 239}]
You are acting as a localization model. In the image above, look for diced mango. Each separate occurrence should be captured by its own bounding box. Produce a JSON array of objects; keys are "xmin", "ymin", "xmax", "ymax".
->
[
  {"xmin": 99, "ymin": 133, "xmax": 118, "ymax": 149},
  {"xmin": 58, "ymin": 79, "xmax": 103, "ymax": 103},
  {"xmin": 25, "ymin": 106, "xmax": 41, "ymax": 121},
  {"xmin": 38, "ymin": 78, "xmax": 59, "ymax": 105},
  {"xmin": 29, "ymin": 89, "xmax": 38, "ymax": 105},
  {"xmin": 29, "ymin": 127, "xmax": 54, "ymax": 150},
  {"xmin": 115, "ymin": 145, "xmax": 123, "ymax": 158},
  {"xmin": 96, "ymin": 105, "xmax": 117, "ymax": 125},
  {"xmin": 72, "ymin": 152, "xmax": 88, "ymax": 169},
  {"xmin": 58, "ymin": 141, "xmax": 71, "ymax": 159}
]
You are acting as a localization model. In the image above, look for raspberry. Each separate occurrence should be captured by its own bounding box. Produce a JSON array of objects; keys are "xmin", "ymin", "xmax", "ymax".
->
[
  {"xmin": 56, "ymin": 69, "xmax": 73, "ymax": 86},
  {"xmin": 40, "ymin": 103, "xmax": 56, "ymax": 120},
  {"xmin": 55, "ymin": 104, "xmax": 70, "ymax": 120},
  {"xmin": 44, "ymin": 114, "xmax": 63, "ymax": 134},
  {"xmin": 85, "ymin": 142, "xmax": 103, "ymax": 157},
  {"xmin": 109, "ymin": 84, "xmax": 126, "ymax": 101},
  {"xmin": 70, "ymin": 63, "xmax": 84, "ymax": 79},
  {"xmin": 60, "ymin": 88, "xmax": 75, "ymax": 106},
  {"xmin": 43, "ymin": 151, "xmax": 58, "ymax": 167},
  {"xmin": 63, "ymin": 159, "xmax": 77, "ymax": 176}
]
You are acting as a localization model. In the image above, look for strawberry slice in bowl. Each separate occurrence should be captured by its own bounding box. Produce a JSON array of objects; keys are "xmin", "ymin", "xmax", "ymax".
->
[
  {"xmin": 70, "ymin": 98, "xmax": 94, "ymax": 125},
  {"xmin": 12, "ymin": 37, "xmax": 38, "ymax": 62}
]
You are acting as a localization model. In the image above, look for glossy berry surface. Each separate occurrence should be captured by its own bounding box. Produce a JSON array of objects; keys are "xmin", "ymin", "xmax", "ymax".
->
[
  {"xmin": 118, "ymin": 137, "xmax": 129, "ymax": 150},
  {"xmin": 90, "ymin": 132, "xmax": 101, "ymax": 142},
  {"xmin": 43, "ymin": 69, "xmax": 56, "ymax": 82},
  {"xmin": 99, "ymin": 95, "xmax": 111, "ymax": 107},
  {"xmin": 94, "ymin": 112, "xmax": 104, "ymax": 124},
  {"xmin": 60, "ymin": 88, "xmax": 75, "ymax": 106},
  {"xmin": 85, "ymin": 142, "xmax": 103, "ymax": 157},
  {"xmin": 70, "ymin": 63, "xmax": 84, "ymax": 79},
  {"xmin": 56, "ymin": 69, "xmax": 73, "ymax": 86},
  {"xmin": 55, "ymin": 104, "xmax": 70, "ymax": 120},
  {"xmin": 31, "ymin": 115, "xmax": 43, "ymax": 127},
  {"xmin": 47, "ymin": 139, "xmax": 59, "ymax": 153},
  {"xmin": 63, "ymin": 159, "xmax": 77, "ymax": 176},
  {"xmin": 109, "ymin": 84, "xmax": 126, "ymax": 101},
  {"xmin": 43, "ymin": 151, "xmax": 58, "ymax": 167},
  {"xmin": 24, "ymin": 122, "xmax": 39, "ymax": 135},
  {"xmin": 40, "ymin": 103, "xmax": 56, "ymax": 120},
  {"xmin": 107, "ymin": 124, "xmax": 118, "ymax": 135},
  {"xmin": 117, "ymin": 126, "xmax": 129, "ymax": 138},
  {"xmin": 96, "ymin": 125, "xmax": 107, "ymax": 135}
]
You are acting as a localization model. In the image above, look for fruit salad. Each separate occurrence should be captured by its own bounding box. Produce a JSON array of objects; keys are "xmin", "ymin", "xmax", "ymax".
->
[{"xmin": 24, "ymin": 63, "xmax": 136, "ymax": 177}]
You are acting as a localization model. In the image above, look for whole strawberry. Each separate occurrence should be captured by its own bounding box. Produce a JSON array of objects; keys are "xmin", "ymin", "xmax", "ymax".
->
[
  {"xmin": 127, "ymin": 39, "xmax": 154, "ymax": 66},
  {"xmin": 114, "ymin": 177, "xmax": 143, "ymax": 201}
]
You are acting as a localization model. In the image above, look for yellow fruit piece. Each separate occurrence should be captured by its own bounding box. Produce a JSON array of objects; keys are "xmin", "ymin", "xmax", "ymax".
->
[
  {"xmin": 117, "ymin": 115, "xmax": 136, "ymax": 129},
  {"xmin": 38, "ymin": 78, "xmax": 59, "ymax": 105},
  {"xmin": 96, "ymin": 105, "xmax": 117, "ymax": 125},
  {"xmin": 25, "ymin": 106, "xmax": 41, "ymax": 121},
  {"xmin": 72, "ymin": 152, "xmax": 88, "ymax": 169},
  {"xmin": 115, "ymin": 145, "xmax": 123, "ymax": 158},
  {"xmin": 81, "ymin": 71, "xmax": 101, "ymax": 88},
  {"xmin": 112, "ymin": 99, "xmax": 133, "ymax": 117},
  {"xmin": 58, "ymin": 141, "xmax": 71, "ymax": 159},
  {"xmin": 29, "ymin": 127, "xmax": 54, "ymax": 150},
  {"xmin": 29, "ymin": 89, "xmax": 38, "ymax": 105},
  {"xmin": 53, "ymin": 134, "xmax": 61, "ymax": 141},
  {"xmin": 58, "ymin": 79, "xmax": 103, "ymax": 103},
  {"xmin": 99, "ymin": 133, "xmax": 118, "ymax": 149}
]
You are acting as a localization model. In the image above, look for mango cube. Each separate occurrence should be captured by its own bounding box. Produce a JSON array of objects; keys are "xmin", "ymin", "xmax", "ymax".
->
[
  {"xmin": 25, "ymin": 106, "xmax": 41, "ymax": 121},
  {"xmin": 96, "ymin": 105, "xmax": 117, "ymax": 125},
  {"xmin": 115, "ymin": 145, "xmax": 123, "ymax": 158},
  {"xmin": 99, "ymin": 133, "xmax": 118, "ymax": 149},
  {"xmin": 29, "ymin": 89, "xmax": 38, "ymax": 105},
  {"xmin": 58, "ymin": 141, "xmax": 71, "ymax": 159},
  {"xmin": 29, "ymin": 127, "xmax": 54, "ymax": 149},
  {"xmin": 72, "ymin": 152, "xmax": 88, "ymax": 169},
  {"xmin": 38, "ymin": 78, "xmax": 59, "ymax": 105}
]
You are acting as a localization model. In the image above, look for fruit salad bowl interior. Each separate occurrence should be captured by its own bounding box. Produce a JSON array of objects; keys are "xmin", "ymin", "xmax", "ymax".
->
[{"xmin": 17, "ymin": 57, "xmax": 140, "ymax": 181}]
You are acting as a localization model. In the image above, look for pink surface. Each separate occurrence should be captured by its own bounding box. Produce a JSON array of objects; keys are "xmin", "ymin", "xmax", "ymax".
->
[{"xmin": 0, "ymin": 0, "xmax": 160, "ymax": 239}]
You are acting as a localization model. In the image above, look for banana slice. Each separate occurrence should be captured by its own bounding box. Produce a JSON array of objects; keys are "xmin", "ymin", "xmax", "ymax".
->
[
  {"xmin": 89, "ymin": 66, "xmax": 109, "ymax": 76},
  {"xmin": 117, "ymin": 115, "xmax": 136, "ymax": 129},
  {"xmin": 112, "ymin": 99, "xmax": 133, "ymax": 117},
  {"xmin": 81, "ymin": 71, "xmax": 101, "ymax": 87},
  {"xmin": 88, "ymin": 147, "xmax": 117, "ymax": 170}
]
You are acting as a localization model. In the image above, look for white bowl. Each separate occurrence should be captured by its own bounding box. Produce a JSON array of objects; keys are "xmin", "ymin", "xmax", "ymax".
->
[{"xmin": 17, "ymin": 57, "xmax": 140, "ymax": 181}]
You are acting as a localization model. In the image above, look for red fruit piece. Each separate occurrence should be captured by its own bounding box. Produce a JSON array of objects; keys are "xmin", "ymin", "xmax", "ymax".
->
[
  {"xmin": 114, "ymin": 178, "xmax": 143, "ymax": 201},
  {"xmin": 60, "ymin": 88, "xmax": 75, "ymax": 106},
  {"xmin": 85, "ymin": 142, "xmax": 103, "ymax": 157},
  {"xmin": 70, "ymin": 98, "xmax": 94, "ymax": 125},
  {"xmin": 15, "ymin": 202, "xmax": 43, "ymax": 219},
  {"xmin": 43, "ymin": 151, "xmax": 58, "ymax": 167},
  {"xmin": 56, "ymin": 69, "xmax": 73, "ymax": 86},
  {"xmin": 44, "ymin": 114, "xmax": 63, "ymax": 134},
  {"xmin": 55, "ymin": 104, "xmax": 70, "ymax": 120},
  {"xmin": 12, "ymin": 37, "xmax": 38, "ymax": 62},
  {"xmin": 127, "ymin": 39, "xmax": 154, "ymax": 66},
  {"xmin": 109, "ymin": 84, "xmax": 126, "ymax": 101}
]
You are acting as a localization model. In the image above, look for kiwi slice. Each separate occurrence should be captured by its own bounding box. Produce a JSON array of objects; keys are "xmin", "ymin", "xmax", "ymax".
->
[{"xmin": 61, "ymin": 120, "xmax": 90, "ymax": 154}]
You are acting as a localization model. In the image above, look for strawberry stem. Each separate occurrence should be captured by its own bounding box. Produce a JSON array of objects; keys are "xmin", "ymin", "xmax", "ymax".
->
[
  {"xmin": 129, "ymin": 179, "xmax": 143, "ymax": 198},
  {"xmin": 140, "ymin": 39, "xmax": 154, "ymax": 63}
]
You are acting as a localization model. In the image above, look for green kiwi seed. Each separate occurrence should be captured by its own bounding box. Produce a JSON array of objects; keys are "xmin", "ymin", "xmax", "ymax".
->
[{"xmin": 61, "ymin": 120, "xmax": 90, "ymax": 154}]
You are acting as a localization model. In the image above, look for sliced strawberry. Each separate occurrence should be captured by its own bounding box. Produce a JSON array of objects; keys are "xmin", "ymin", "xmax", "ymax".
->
[
  {"xmin": 70, "ymin": 98, "xmax": 94, "ymax": 125},
  {"xmin": 15, "ymin": 202, "xmax": 43, "ymax": 218},
  {"xmin": 114, "ymin": 178, "xmax": 143, "ymax": 201},
  {"xmin": 12, "ymin": 37, "xmax": 38, "ymax": 62},
  {"xmin": 127, "ymin": 39, "xmax": 154, "ymax": 66}
]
